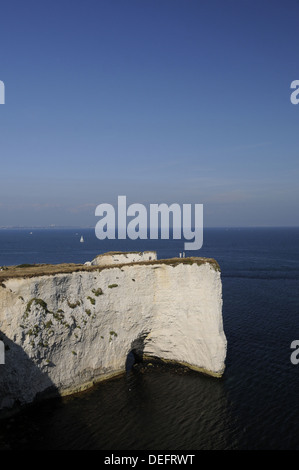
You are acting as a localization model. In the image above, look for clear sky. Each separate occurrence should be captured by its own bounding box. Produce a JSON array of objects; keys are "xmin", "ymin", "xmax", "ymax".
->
[{"xmin": 0, "ymin": 0, "xmax": 299, "ymax": 227}]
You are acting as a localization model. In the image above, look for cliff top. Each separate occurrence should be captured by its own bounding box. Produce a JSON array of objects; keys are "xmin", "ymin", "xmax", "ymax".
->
[
  {"xmin": 94, "ymin": 250, "xmax": 156, "ymax": 257},
  {"xmin": 0, "ymin": 256, "xmax": 220, "ymax": 283}
]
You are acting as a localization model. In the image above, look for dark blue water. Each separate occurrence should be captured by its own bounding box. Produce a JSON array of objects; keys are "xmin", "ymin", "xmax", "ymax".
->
[{"xmin": 0, "ymin": 227, "xmax": 299, "ymax": 450}]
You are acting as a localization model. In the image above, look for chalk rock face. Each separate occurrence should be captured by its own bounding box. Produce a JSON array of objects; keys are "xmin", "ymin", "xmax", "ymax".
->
[
  {"xmin": 0, "ymin": 256, "xmax": 227, "ymax": 412},
  {"xmin": 90, "ymin": 251, "xmax": 157, "ymax": 266}
]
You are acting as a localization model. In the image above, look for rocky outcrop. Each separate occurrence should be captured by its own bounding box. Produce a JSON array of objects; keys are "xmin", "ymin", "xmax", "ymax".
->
[
  {"xmin": 0, "ymin": 253, "xmax": 227, "ymax": 412},
  {"xmin": 88, "ymin": 250, "xmax": 157, "ymax": 266}
]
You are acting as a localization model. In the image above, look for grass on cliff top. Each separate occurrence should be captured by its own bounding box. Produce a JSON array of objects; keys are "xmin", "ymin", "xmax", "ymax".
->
[
  {"xmin": 0, "ymin": 257, "xmax": 220, "ymax": 282},
  {"xmin": 94, "ymin": 250, "xmax": 156, "ymax": 258}
]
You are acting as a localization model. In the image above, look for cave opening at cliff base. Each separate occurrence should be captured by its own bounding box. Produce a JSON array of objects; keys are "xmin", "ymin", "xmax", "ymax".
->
[
  {"xmin": 125, "ymin": 351, "xmax": 136, "ymax": 372},
  {"xmin": 125, "ymin": 335, "xmax": 147, "ymax": 372}
]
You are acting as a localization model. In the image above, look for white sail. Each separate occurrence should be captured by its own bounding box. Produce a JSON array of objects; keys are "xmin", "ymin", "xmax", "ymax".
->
[{"xmin": 80, "ymin": 236, "xmax": 84, "ymax": 243}]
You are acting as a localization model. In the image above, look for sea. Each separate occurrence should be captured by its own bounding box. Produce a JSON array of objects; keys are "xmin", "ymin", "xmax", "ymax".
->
[{"xmin": 0, "ymin": 227, "xmax": 299, "ymax": 450}]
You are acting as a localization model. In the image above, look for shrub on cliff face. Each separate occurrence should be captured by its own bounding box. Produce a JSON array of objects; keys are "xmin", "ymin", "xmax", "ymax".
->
[
  {"xmin": 27, "ymin": 325, "xmax": 40, "ymax": 337},
  {"xmin": 24, "ymin": 298, "xmax": 48, "ymax": 317},
  {"xmin": 67, "ymin": 299, "xmax": 81, "ymax": 309},
  {"xmin": 92, "ymin": 288, "xmax": 103, "ymax": 296},
  {"xmin": 108, "ymin": 284, "xmax": 118, "ymax": 289},
  {"xmin": 109, "ymin": 330, "xmax": 118, "ymax": 342},
  {"xmin": 44, "ymin": 320, "xmax": 53, "ymax": 329},
  {"xmin": 51, "ymin": 311, "xmax": 64, "ymax": 322}
]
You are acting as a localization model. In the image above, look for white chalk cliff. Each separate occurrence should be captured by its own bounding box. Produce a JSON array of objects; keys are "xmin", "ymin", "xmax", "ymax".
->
[
  {"xmin": 0, "ymin": 253, "xmax": 227, "ymax": 412},
  {"xmin": 88, "ymin": 250, "xmax": 157, "ymax": 266}
]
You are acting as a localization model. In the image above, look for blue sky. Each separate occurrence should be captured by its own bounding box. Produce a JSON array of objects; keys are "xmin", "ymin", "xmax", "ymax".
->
[{"xmin": 0, "ymin": 0, "xmax": 299, "ymax": 227}]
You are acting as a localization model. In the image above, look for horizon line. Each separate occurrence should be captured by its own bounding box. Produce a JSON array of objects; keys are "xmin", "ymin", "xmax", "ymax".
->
[{"xmin": 0, "ymin": 225, "xmax": 299, "ymax": 230}]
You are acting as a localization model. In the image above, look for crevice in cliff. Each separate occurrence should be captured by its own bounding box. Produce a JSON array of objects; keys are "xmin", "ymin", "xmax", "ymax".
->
[
  {"xmin": 125, "ymin": 334, "xmax": 149, "ymax": 372},
  {"xmin": 125, "ymin": 351, "xmax": 136, "ymax": 372}
]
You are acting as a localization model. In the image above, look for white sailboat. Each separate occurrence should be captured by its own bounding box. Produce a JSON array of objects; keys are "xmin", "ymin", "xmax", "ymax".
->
[{"xmin": 80, "ymin": 235, "xmax": 84, "ymax": 243}]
